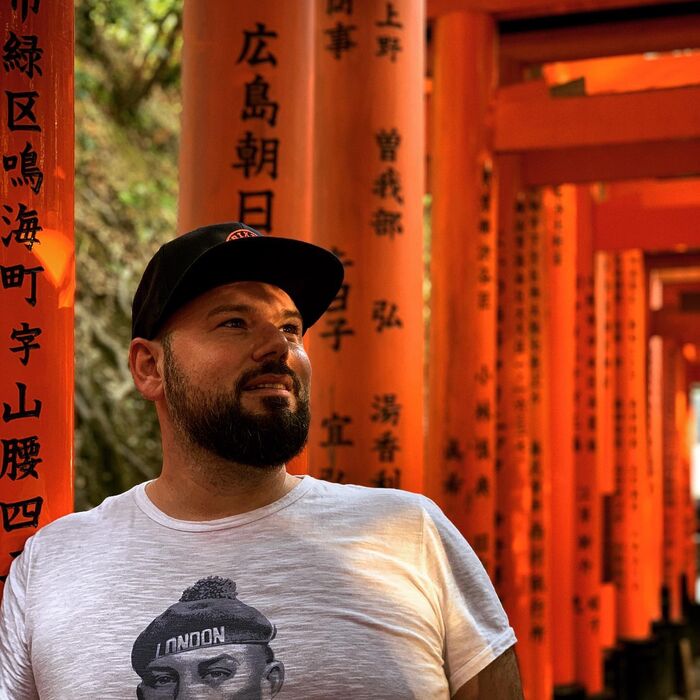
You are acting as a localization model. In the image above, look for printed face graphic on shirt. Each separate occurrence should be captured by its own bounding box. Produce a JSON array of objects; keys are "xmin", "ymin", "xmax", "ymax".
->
[
  {"xmin": 132, "ymin": 577, "xmax": 284, "ymax": 700},
  {"xmin": 138, "ymin": 644, "xmax": 283, "ymax": 699}
]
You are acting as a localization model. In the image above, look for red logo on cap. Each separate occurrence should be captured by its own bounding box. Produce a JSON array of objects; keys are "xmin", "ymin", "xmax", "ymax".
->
[{"xmin": 226, "ymin": 229, "xmax": 257, "ymax": 241}]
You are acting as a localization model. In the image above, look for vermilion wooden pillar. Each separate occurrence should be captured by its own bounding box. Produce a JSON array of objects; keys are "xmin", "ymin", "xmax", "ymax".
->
[
  {"xmin": 661, "ymin": 339, "xmax": 685, "ymax": 620},
  {"xmin": 545, "ymin": 185, "xmax": 577, "ymax": 690},
  {"xmin": 613, "ymin": 250, "xmax": 650, "ymax": 640},
  {"xmin": 179, "ymin": 1, "xmax": 315, "ymax": 473},
  {"xmin": 595, "ymin": 250, "xmax": 617, "ymax": 652},
  {"xmin": 648, "ymin": 333, "xmax": 665, "ymax": 618},
  {"xmin": 179, "ymin": 1, "xmax": 314, "ymax": 238},
  {"xmin": 308, "ymin": 0, "xmax": 424, "ymax": 491},
  {"xmin": 683, "ymin": 383, "xmax": 696, "ymax": 603},
  {"xmin": 574, "ymin": 187, "xmax": 604, "ymax": 693},
  {"xmin": 0, "ymin": 0, "xmax": 75, "ymax": 594},
  {"xmin": 526, "ymin": 187, "xmax": 552, "ymax": 700},
  {"xmin": 496, "ymin": 162, "xmax": 533, "ymax": 695},
  {"xmin": 677, "ymin": 353, "xmax": 695, "ymax": 604},
  {"xmin": 426, "ymin": 10, "xmax": 497, "ymax": 573}
]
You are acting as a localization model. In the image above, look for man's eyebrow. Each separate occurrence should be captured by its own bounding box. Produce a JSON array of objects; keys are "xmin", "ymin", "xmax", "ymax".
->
[
  {"xmin": 280, "ymin": 308, "xmax": 303, "ymax": 323},
  {"xmin": 206, "ymin": 303, "xmax": 302, "ymax": 323},
  {"xmin": 206, "ymin": 304, "xmax": 255, "ymax": 319},
  {"xmin": 198, "ymin": 654, "xmax": 238, "ymax": 674}
]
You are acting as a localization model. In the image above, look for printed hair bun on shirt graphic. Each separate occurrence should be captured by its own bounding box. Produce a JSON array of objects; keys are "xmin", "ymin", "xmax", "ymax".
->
[{"xmin": 132, "ymin": 576, "xmax": 284, "ymax": 699}]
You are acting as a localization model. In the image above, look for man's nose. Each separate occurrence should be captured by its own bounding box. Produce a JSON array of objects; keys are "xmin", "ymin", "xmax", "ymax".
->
[
  {"xmin": 251, "ymin": 321, "xmax": 290, "ymax": 362},
  {"xmin": 174, "ymin": 684, "xmax": 207, "ymax": 700}
]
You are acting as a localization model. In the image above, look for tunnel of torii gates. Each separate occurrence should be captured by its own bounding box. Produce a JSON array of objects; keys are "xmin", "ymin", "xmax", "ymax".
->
[{"xmin": 1, "ymin": 0, "xmax": 700, "ymax": 697}]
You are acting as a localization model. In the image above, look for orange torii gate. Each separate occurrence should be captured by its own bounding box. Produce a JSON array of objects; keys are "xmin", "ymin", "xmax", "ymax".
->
[
  {"xmin": 308, "ymin": 0, "xmax": 425, "ymax": 492},
  {"xmin": 427, "ymin": 10, "xmax": 497, "ymax": 575},
  {"xmin": 0, "ymin": 0, "xmax": 74, "ymax": 594}
]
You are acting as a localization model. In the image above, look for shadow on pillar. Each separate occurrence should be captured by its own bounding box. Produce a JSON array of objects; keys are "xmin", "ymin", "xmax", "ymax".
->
[
  {"xmin": 604, "ymin": 638, "xmax": 661, "ymax": 700},
  {"xmin": 682, "ymin": 574, "xmax": 700, "ymax": 655},
  {"xmin": 601, "ymin": 582, "xmax": 700, "ymax": 700},
  {"xmin": 553, "ymin": 683, "xmax": 587, "ymax": 700}
]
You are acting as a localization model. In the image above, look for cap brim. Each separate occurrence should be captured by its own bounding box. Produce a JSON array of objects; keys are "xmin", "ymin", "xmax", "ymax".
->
[{"xmin": 158, "ymin": 236, "xmax": 344, "ymax": 335}]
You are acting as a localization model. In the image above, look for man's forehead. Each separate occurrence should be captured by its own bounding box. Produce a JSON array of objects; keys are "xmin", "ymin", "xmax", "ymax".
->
[{"xmin": 203, "ymin": 281, "xmax": 298, "ymax": 311}]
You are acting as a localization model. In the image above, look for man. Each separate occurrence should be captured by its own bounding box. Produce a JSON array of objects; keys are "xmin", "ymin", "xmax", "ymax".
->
[{"xmin": 0, "ymin": 222, "xmax": 522, "ymax": 699}]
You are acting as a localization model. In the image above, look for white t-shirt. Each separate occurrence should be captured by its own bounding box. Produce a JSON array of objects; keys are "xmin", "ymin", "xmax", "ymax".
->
[{"xmin": 0, "ymin": 476, "xmax": 515, "ymax": 699}]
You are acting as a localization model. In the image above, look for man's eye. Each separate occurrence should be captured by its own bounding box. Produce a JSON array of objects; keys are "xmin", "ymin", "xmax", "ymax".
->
[
  {"xmin": 146, "ymin": 671, "xmax": 177, "ymax": 687},
  {"xmin": 221, "ymin": 318, "xmax": 246, "ymax": 329},
  {"xmin": 282, "ymin": 323, "xmax": 301, "ymax": 335},
  {"xmin": 202, "ymin": 666, "xmax": 236, "ymax": 686}
]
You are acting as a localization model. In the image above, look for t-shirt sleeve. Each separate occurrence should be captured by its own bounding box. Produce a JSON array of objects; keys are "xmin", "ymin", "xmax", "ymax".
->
[
  {"xmin": 419, "ymin": 496, "xmax": 516, "ymax": 695},
  {"xmin": 0, "ymin": 537, "xmax": 39, "ymax": 700}
]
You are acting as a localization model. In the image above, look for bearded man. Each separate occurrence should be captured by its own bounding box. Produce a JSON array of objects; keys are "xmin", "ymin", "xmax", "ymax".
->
[{"xmin": 0, "ymin": 223, "xmax": 522, "ymax": 700}]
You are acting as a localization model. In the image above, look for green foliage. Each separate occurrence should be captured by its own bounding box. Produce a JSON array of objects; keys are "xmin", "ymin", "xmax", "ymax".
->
[{"xmin": 74, "ymin": 0, "xmax": 182, "ymax": 510}]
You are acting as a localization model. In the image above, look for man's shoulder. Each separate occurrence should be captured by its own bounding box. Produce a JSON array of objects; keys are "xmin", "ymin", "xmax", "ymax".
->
[
  {"xmin": 309, "ymin": 477, "xmax": 435, "ymax": 520},
  {"xmin": 31, "ymin": 485, "xmax": 139, "ymax": 546}
]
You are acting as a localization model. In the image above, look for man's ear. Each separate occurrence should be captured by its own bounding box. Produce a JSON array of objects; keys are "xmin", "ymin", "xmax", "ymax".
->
[
  {"xmin": 129, "ymin": 337, "xmax": 165, "ymax": 402},
  {"xmin": 263, "ymin": 661, "xmax": 285, "ymax": 697}
]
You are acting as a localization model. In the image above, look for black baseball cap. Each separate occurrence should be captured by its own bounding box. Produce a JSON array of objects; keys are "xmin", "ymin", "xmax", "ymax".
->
[{"xmin": 131, "ymin": 222, "xmax": 344, "ymax": 339}]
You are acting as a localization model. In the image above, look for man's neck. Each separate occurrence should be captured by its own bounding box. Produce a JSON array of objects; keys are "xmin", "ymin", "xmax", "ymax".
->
[{"xmin": 146, "ymin": 450, "xmax": 301, "ymax": 521}]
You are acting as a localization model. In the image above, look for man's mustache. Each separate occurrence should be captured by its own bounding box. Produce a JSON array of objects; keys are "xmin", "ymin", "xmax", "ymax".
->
[{"xmin": 235, "ymin": 361, "xmax": 302, "ymax": 398}]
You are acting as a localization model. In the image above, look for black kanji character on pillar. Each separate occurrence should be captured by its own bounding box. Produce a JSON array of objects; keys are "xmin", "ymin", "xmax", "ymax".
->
[
  {"xmin": 330, "ymin": 246, "xmax": 354, "ymax": 268},
  {"xmin": 1, "ymin": 435, "xmax": 42, "ymax": 480},
  {"xmin": 375, "ymin": 1, "xmax": 402, "ymax": 28},
  {"xmin": 482, "ymin": 162, "xmax": 493, "ymax": 187},
  {"xmin": 242, "ymin": 75, "xmax": 279, "ymax": 127},
  {"xmin": 238, "ymin": 190, "xmax": 273, "ymax": 233},
  {"xmin": 236, "ymin": 23, "xmax": 278, "ymax": 67},
  {"xmin": 320, "ymin": 467, "xmax": 346, "ymax": 483},
  {"xmin": 376, "ymin": 36, "xmax": 402, "ymax": 62},
  {"xmin": 2, "ymin": 382, "xmax": 41, "ymax": 422},
  {"xmin": 473, "ymin": 533, "xmax": 489, "ymax": 553},
  {"xmin": 6, "ymin": 90, "xmax": 40, "ymax": 131},
  {"xmin": 372, "ymin": 430, "xmax": 400, "ymax": 462},
  {"xmin": 375, "ymin": 128, "xmax": 401, "ymax": 162},
  {"xmin": 371, "ymin": 209, "xmax": 403, "ymax": 239},
  {"xmin": 372, "ymin": 300, "xmax": 402, "ymax": 332},
  {"xmin": 531, "ymin": 626, "xmax": 545, "ymax": 642},
  {"xmin": 0, "ymin": 263, "xmax": 43, "ymax": 306},
  {"xmin": 328, "ymin": 283, "xmax": 350, "ymax": 313},
  {"xmin": 475, "ymin": 475, "xmax": 490, "ymax": 495},
  {"xmin": 10, "ymin": 0, "xmax": 40, "ymax": 22},
  {"xmin": 444, "ymin": 438, "xmax": 464, "ymax": 461},
  {"xmin": 0, "ymin": 496, "xmax": 42, "ymax": 531},
  {"xmin": 2, "ymin": 31, "xmax": 42, "ymax": 77},
  {"xmin": 232, "ymin": 131, "xmax": 279, "ymax": 179},
  {"xmin": 371, "ymin": 394, "xmax": 401, "ymax": 426},
  {"xmin": 320, "ymin": 412, "xmax": 353, "ymax": 447},
  {"xmin": 319, "ymin": 317, "xmax": 354, "ymax": 351},
  {"xmin": 324, "ymin": 22, "xmax": 357, "ymax": 59},
  {"xmin": 475, "ymin": 364, "xmax": 492, "ymax": 385},
  {"xmin": 1, "ymin": 203, "xmax": 42, "ymax": 250},
  {"xmin": 443, "ymin": 471, "xmax": 464, "ymax": 493},
  {"xmin": 475, "ymin": 401, "xmax": 491, "ymax": 421},
  {"xmin": 0, "ymin": 549, "xmax": 22, "ymax": 583},
  {"xmin": 371, "ymin": 468, "xmax": 401, "ymax": 489},
  {"xmin": 326, "ymin": 0, "xmax": 352, "ymax": 13},
  {"xmin": 3, "ymin": 141, "xmax": 43, "ymax": 193},
  {"xmin": 372, "ymin": 167, "xmax": 403, "ymax": 204},
  {"xmin": 530, "ymin": 522, "xmax": 544, "ymax": 541},
  {"xmin": 9, "ymin": 322, "xmax": 41, "ymax": 365}
]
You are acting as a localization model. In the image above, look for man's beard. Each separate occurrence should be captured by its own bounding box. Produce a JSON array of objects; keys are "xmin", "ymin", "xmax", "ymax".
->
[{"xmin": 162, "ymin": 337, "xmax": 310, "ymax": 469}]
